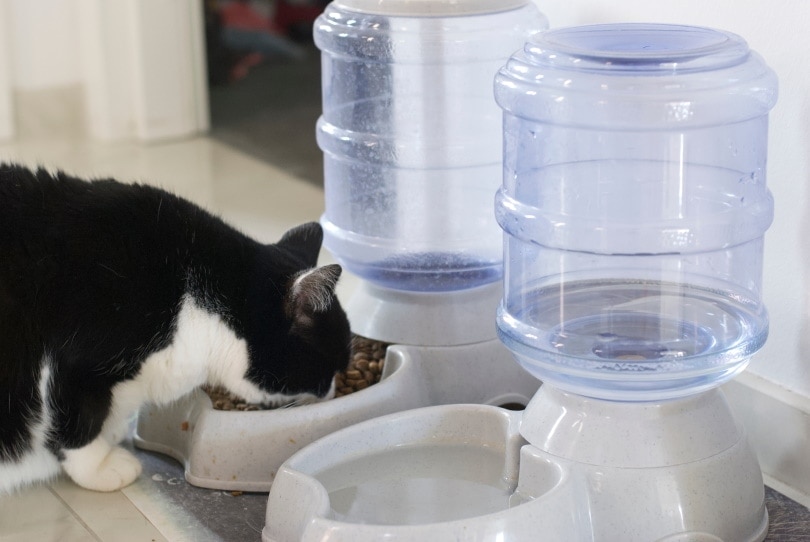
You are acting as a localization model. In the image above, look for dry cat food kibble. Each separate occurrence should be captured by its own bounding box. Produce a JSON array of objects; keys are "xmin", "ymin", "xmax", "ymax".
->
[
  {"xmin": 204, "ymin": 385, "xmax": 265, "ymax": 411},
  {"xmin": 204, "ymin": 335, "xmax": 389, "ymax": 410},
  {"xmin": 334, "ymin": 335, "xmax": 388, "ymax": 398}
]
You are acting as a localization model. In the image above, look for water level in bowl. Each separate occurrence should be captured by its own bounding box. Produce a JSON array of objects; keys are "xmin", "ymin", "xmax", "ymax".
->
[{"xmin": 317, "ymin": 444, "xmax": 515, "ymax": 525}]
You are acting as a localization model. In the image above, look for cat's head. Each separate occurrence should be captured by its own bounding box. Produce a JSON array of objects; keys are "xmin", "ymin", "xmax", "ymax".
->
[{"xmin": 240, "ymin": 222, "xmax": 352, "ymax": 407}]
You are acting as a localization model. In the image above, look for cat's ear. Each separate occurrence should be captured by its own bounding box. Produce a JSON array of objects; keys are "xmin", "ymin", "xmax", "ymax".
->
[
  {"xmin": 287, "ymin": 264, "xmax": 342, "ymax": 327},
  {"xmin": 276, "ymin": 222, "xmax": 323, "ymax": 268}
]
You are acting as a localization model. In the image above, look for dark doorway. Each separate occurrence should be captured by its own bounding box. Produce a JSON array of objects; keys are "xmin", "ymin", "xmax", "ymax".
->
[{"xmin": 203, "ymin": 0, "xmax": 326, "ymax": 187}]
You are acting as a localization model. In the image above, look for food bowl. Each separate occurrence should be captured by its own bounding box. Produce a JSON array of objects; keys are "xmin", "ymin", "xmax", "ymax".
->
[{"xmin": 134, "ymin": 340, "xmax": 539, "ymax": 491}]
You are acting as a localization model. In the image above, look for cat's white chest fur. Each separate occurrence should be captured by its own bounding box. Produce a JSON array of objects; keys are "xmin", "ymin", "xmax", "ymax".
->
[
  {"xmin": 103, "ymin": 296, "xmax": 270, "ymax": 442},
  {"xmin": 59, "ymin": 297, "xmax": 277, "ymax": 493}
]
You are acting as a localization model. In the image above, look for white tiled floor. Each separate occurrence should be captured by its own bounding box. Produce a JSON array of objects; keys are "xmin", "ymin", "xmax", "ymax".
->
[{"xmin": 0, "ymin": 134, "xmax": 344, "ymax": 542}]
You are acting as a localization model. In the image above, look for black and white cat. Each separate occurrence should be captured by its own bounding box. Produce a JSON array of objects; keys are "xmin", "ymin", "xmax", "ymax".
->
[{"xmin": 0, "ymin": 164, "xmax": 352, "ymax": 494}]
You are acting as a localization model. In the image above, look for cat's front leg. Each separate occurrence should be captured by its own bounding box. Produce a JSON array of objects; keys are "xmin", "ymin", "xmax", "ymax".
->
[{"xmin": 61, "ymin": 437, "xmax": 142, "ymax": 492}]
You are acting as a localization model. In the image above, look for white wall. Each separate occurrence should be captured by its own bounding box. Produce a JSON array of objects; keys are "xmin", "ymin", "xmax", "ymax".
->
[
  {"xmin": 8, "ymin": 0, "xmax": 80, "ymax": 90},
  {"xmin": 0, "ymin": 0, "xmax": 13, "ymax": 139},
  {"xmin": 1, "ymin": 0, "xmax": 209, "ymax": 141},
  {"xmin": 534, "ymin": 0, "xmax": 810, "ymax": 400}
]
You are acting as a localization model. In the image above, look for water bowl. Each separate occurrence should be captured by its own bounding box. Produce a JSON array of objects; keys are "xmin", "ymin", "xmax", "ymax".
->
[
  {"xmin": 262, "ymin": 388, "xmax": 769, "ymax": 542},
  {"xmin": 262, "ymin": 404, "xmax": 575, "ymax": 541}
]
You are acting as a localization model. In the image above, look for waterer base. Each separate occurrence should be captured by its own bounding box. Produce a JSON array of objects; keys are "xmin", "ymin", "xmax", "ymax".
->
[
  {"xmin": 518, "ymin": 385, "xmax": 768, "ymax": 541},
  {"xmin": 262, "ymin": 386, "xmax": 768, "ymax": 541}
]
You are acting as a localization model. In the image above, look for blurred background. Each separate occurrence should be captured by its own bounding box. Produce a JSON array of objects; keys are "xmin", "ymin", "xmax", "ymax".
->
[
  {"xmin": 0, "ymin": 0, "xmax": 327, "ymax": 185},
  {"xmin": 204, "ymin": 0, "xmax": 326, "ymax": 185}
]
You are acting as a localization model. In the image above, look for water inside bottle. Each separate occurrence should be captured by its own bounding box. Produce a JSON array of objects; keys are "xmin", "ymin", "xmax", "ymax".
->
[
  {"xmin": 499, "ymin": 279, "xmax": 767, "ymax": 380},
  {"xmin": 362, "ymin": 252, "xmax": 502, "ymax": 292}
]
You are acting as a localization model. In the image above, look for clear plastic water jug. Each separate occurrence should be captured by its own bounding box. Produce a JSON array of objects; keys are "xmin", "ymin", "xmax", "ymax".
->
[
  {"xmin": 494, "ymin": 24, "xmax": 778, "ymax": 400},
  {"xmin": 315, "ymin": 0, "xmax": 548, "ymax": 292}
]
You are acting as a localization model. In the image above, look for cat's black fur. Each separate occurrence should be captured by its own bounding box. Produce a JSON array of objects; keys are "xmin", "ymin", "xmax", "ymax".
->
[{"xmin": 0, "ymin": 163, "xmax": 351, "ymax": 493}]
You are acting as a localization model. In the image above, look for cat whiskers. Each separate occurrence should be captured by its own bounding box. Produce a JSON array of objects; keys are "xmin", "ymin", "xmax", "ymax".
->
[
  {"xmin": 97, "ymin": 262, "xmax": 126, "ymax": 279},
  {"xmin": 260, "ymin": 393, "xmax": 319, "ymax": 410},
  {"xmin": 90, "ymin": 347, "xmax": 129, "ymax": 377},
  {"xmin": 278, "ymin": 396, "xmax": 318, "ymax": 409},
  {"xmin": 59, "ymin": 329, "xmax": 80, "ymax": 350}
]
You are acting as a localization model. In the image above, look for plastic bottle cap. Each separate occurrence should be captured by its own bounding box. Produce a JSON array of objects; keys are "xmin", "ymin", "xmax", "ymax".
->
[{"xmin": 332, "ymin": 0, "xmax": 529, "ymax": 16}]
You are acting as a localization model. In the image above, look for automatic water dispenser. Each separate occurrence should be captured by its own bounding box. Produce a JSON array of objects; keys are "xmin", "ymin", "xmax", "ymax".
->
[{"xmin": 263, "ymin": 23, "xmax": 778, "ymax": 541}]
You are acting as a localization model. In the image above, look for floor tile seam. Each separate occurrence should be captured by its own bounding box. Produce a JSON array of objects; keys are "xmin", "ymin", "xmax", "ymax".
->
[{"xmin": 47, "ymin": 485, "xmax": 103, "ymax": 542}]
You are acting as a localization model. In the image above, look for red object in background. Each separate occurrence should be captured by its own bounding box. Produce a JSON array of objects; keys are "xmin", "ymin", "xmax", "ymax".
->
[
  {"xmin": 274, "ymin": 0, "xmax": 325, "ymax": 33},
  {"xmin": 219, "ymin": 0, "xmax": 284, "ymax": 34}
]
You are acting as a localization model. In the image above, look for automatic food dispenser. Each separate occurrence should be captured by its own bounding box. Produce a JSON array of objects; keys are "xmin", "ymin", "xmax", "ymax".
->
[
  {"xmin": 317, "ymin": 0, "xmax": 547, "ymax": 348},
  {"xmin": 134, "ymin": 0, "xmax": 547, "ymax": 490},
  {"xmin": 263, "ymin": 23, "xmax": 778, "ymax": 541},
  {"xmin": 315, "ymin": 0, "xmax": 548, "ymax": 401}
]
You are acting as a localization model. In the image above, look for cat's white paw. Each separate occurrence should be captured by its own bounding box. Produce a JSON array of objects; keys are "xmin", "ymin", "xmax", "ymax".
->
[
  {"xmin": 91, "ymin": 446, "xmax": 142, "ymax": 491},
  {"xmin": 62, "ymin": 438, "xmax": 142, "ymax": 492}
]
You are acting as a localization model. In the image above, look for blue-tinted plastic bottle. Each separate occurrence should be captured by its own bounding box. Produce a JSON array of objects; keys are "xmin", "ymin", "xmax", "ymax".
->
[
  {"xmin": 494, "ymin": 24, "xmax": 778, "ymax": 400},
  {"xmin": 315, "ymin": 0, "xmax": 547, "ymax": 292}
]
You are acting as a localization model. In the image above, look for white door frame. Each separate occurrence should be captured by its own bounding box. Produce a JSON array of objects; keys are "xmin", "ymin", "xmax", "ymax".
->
[
  {"xmin": 125, "ymin": 0, "xmax": 210, "ymax": 141},
  {"xmin": 0, "ymin": 0, "xmax": 14, "ymax": 140}
]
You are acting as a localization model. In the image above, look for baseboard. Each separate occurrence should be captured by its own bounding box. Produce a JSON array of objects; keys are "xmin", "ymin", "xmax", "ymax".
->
[{"xmin": 724, "ymin": 372, "xmax": 810, "ymax": 508}]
